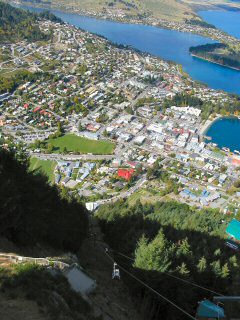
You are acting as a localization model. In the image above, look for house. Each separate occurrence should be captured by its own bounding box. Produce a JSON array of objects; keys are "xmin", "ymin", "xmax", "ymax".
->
[
  {"xmin": 55, "ymin": 174, "xmax": 61, "ymax": 184},
  {"xmin": 231, "ymin": 157, "xmax": 240, "ymax": 167},
  {"xmin": 62, "ymin": 177, "xmax": 70, "ymax": 186},
  {"xmin": 118, "ymin": 168, "xmax": 134, "ymax": 181},
  {"xmin": 86, "ymin": 202, "xmax": 99, "ymax": 212}
]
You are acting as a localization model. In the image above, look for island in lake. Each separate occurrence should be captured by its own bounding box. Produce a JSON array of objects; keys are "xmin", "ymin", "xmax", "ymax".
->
[{"xmin": 189, "ymin": 43, "xmax": 240, "ymax": 71}]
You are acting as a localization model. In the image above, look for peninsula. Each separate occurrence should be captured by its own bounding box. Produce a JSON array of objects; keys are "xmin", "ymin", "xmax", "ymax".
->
[{"xmin": 189, "ymin": 43, "xmax": 240, "ymax": 71}]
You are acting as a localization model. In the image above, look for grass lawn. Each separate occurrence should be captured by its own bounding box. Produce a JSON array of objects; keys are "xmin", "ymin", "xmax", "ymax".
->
[
  {"xmin": 47, "ymin": 134, "xmax": 115, "ymax": 155},
  {"xmin": 29, "ymin": 157, "xmax": 56, "ymax": 183},
  {"xmin": 128, "ymin": 187, "xmax": 169, "ymax": 206}
]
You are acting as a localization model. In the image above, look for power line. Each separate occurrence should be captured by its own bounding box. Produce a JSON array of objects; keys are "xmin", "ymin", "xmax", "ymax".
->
[
  {"xmin": 89, "ymin": 236, "xmax": 224, "ymax": 297},
  {"xmin": 114, "ymin": 250, "xmax": 224, "ymax": 297},
  {"xmin": 105, "ymin": 250, "xmax": 196, "ymax": 320}
]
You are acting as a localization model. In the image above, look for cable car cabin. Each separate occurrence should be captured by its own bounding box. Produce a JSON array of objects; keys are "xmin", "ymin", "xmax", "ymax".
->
[
  {"xmin": 196, "ymin": 300, "xmax": 225, "ymax": 319},
  {"xmin": 225, "ymin": 219, "xmax": 240, "ymax": 250},
  {"xmin": 112, "ymin": 262, "xmax": 120, "ymax": 280}
]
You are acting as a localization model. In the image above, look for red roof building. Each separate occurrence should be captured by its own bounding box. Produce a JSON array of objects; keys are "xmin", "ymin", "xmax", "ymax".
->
[
  {"xmin": 118, "ymin": 168, "xmax": 134, "ymax": 181},
  {"xmin": 232, "ymin": 157, "xmax": 240, "ymax": 167},
  {"xmin": 33, "ymin": 106, "xmax": 41, "ymax": 113}
]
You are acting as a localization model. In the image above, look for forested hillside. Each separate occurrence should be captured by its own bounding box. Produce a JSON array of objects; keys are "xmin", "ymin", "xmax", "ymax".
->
[
  {"xmin": 0, "ymin": 149, "xmax": 89, "ymax": 252},
  {"xmin": 190, "ymin": 43, "xmax": 240, "ymax": 71},
  {"xmin": 97, "ymin": 200, "xmax": 240, "ymax": 319},
  {"xmin": 0, "ymin": 1, "xmax": 61, "ymax": 42}
]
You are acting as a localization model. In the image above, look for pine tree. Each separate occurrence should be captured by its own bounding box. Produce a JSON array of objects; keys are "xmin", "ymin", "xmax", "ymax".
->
[
  {"xmin": 211, "ymin": 260, "xmax": 222, "ymax": 277},
  {"xmin": 177, "ymin": 262, "xmax": 189, "ymax": 276},
  {"xmin": 134, "ymin": 230, "xmax": 173, "ymax": 272},
  {"xmin": 197, "ymin": 256, "xmax": 207, "ymax": 273},
  {"xmin": 229, "ymin": 255, "xmax": 238, "ymax": 268},
  {"xmin": 221, "ymin": 263, "xmax": 230, "ymax": 279},
  {"xmin": 214, "ymin": 248, "xmax": 221, "ymax": 257},
  {"xmin": 134, "ymin": 235, "xmax": 149, "ymax": 270},
  {"xmin": 176, "ymin": 238, "xmax": 191, "ymax": 257}
]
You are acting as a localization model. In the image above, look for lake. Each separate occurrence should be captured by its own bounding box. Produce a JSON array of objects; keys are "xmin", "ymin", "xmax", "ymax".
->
[
  {"xmin": 16, "ymin": 4, "xmax": 240, "ymax": 95},
  {"xmin": 199, "ymin": 10, "xmax": 240, "ymax": 39},
  {"xmin": 205, "ymin": 117, "xmax": 240, "ymax": 152}
]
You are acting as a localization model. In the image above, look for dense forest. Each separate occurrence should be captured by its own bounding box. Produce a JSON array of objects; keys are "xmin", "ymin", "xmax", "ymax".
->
[
  {"xmin": 96, "ymin": 200, "xmax": 240, "ymax": 319},
  {"xmin": 0, "ymin": 1, "xmax": 61, "ymax": 42},
  {"xmin": 0, "ymin": 149, "xmax": 89, "ymax": 252},
  {"xmin": 190, "ymin": 43, "xmax": 240, "ymax": 70}
]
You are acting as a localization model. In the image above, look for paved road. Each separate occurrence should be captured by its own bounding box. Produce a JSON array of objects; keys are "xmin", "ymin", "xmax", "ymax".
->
[
  {"xmin": 30, "ymin": 152, "xmax": 115, "ymax": 161},
  {"xmin": 95, "ymin": 174, "xmax": 147, "ymax": 205}
]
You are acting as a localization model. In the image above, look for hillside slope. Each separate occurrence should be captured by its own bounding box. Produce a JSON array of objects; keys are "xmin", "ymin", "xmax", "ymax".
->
[
  {"xmin": 0, "ymin": 149, "xmax": 89, "ymax": 252},
  {"xmin": 0, "ymin": 1, "xmax": 61, "ymax": 42},
  {"xmin": 96, "ymin": 200, "xmax": 240, "ymax": 319},
  {"xmin": 6, "ymin": 0, "xmax": 240, "ymax": 21}
]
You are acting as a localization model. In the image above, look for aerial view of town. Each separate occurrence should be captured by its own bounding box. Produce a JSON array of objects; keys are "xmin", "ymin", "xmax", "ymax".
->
[
  {"xmin": 1, "ymin": 1, "xmax": 240, "ymax": 320},
  {"xmin": 1, "ymin": 15, "xmax": 240, "ymax": 211}
]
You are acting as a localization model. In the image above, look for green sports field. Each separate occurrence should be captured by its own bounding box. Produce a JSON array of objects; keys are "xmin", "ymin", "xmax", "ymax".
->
[
  {"xmin": 46, "ymin": 134, "xmax": 115, "ymax": 155},
  {"xmin": 29, "ymin": 157, "xmax": 56, "ymax": 182}
]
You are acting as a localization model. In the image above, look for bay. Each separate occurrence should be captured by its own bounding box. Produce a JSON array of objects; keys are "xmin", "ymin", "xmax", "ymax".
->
[{"xmin": 205, "ymin": 117, "xmax": 240, "ymax": 152}]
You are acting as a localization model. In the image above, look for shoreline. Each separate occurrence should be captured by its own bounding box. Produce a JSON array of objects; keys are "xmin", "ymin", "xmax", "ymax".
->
[
  {"xmin": 200, "ymin": 115, "xmax": 240, "ymax": 137},
  {"xmin": 11, "ymin": 0, "xmax": 240, "ymax": 44},
  {"xmin": 10, "ymin": 1, "xmax": 240, "ymax": 96},
  {"xmin": 191, "ymin": 53, "xmax": 240, "ymax": 71},
  {"xmin": 199, "ymin": 114, "xmax": 223, "ymax": 136}
]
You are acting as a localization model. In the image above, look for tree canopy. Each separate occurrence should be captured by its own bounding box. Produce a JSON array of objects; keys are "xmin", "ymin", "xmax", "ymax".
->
[
  {"xmin": 96, "ymin": 200, "xmax": 240, "ymax": 319},
  {"xmin": 0, "ymin": 2, "xmax": 61, "ymax": 42}
]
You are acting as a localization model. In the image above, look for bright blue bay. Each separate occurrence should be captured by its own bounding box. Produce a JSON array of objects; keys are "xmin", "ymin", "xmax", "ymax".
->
[
  {"xmin": 17, "ymin": 4, "xmax": 240, "ymax": 94},
  {"xmin": 199, "ymin": 10, "xmax": 240, "ymax": 39},
  {"xmin": 205, "ymin": 117, "xmax": 240, "ymax": 152}
]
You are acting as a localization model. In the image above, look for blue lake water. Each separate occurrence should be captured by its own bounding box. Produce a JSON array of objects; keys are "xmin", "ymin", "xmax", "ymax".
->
[
  {"xmin": 206, "ymin": 117, "xmax": 240, "ymax": 152},
  {"xmin": 199, "ymin": 10, "xmax": 240, "ymax": 39},
  {"xmin": 17, "ymin": 4, "xmax": 240, "ymax": 95}
]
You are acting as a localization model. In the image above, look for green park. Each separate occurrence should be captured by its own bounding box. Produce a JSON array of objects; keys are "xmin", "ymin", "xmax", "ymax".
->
[{"xmin": 46, "ymin": 134, "xmax": 115, "ymax": 155}]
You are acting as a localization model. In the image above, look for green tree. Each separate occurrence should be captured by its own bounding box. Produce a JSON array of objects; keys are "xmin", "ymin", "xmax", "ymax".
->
[
  {"xmin": 134, "ymin": 230, "xmax": 173, "ymax": 272},
  {"xmin": 177, "ymin": 238, "xmax": 191, "ymax": 257},
  {"xmin": 57, "ymin": 122, "xmax": 64, "ymax": 136},
  {"xmin": 197, "ymin": 257, "xmax": 207, "ymax": 273},
  {"xmin": 47, "ymin": 143, "xmax": 54, "ymax": 153},
  {"xmin": 211, "ymin": 260, "xmax": 222, "ymax": 277},
  {"xmin": 177, "ymin": 262, "xmax": 189, "ymax": 276},
  {"xmin": 221, "ymin": 263, "xmax": 230, "ymax": 278}
]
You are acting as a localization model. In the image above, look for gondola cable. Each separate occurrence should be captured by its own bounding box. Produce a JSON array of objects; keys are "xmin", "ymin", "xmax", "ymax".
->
[
  {"xmin": 113, "ymin": 250, "xmax": 224, "ymax": 297},
  {"xmin": 105, "ymin": 249, "xmax": 196, "ymax": 320}
]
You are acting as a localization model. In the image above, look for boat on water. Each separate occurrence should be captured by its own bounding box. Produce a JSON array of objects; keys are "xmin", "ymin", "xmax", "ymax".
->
[
  {"xmin": 223, "ymin": 147, "xmax": 230, "ymax": 153},
  {"xmin": 234, "ymin": 150, "xmax": 240, "ymax": 155},
  {"xmin": 204, "ymin": 135, "xmax": 212, "ymax": 141}
]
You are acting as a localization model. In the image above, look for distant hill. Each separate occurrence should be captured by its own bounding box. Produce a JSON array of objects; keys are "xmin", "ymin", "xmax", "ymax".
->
[
  {"xmin": 2, "ymin": 0, "xmax": 196, "ymax": 21},
  {"xmin": 6, "ymin": 0, "xmax": 240, "ymax": 22}
]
